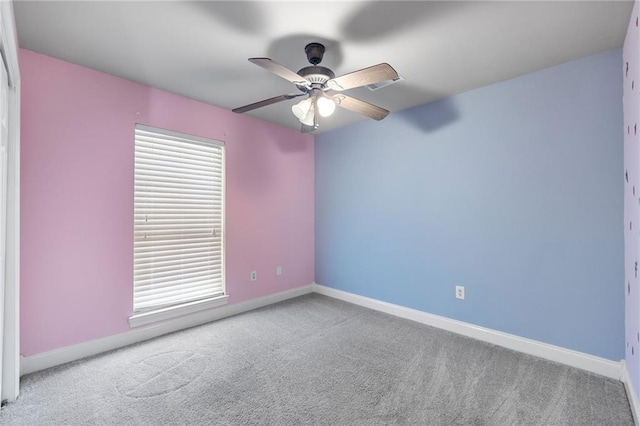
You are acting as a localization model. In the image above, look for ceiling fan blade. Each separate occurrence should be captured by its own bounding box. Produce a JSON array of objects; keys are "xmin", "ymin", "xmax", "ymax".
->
[
  {"xmin": 249, "ymin": 58, "xmax": 310, "ymax": 87},
  {"xmin": 332, "ymin": 94, "xmax": 390, "ymax": 121},
  {"xmin": 232, "ymin": 93, "xmax": 305, "ymax": 114},
  {"xmin": 326, "ymin": 63, "xmax": 399, "ymax": 92}
]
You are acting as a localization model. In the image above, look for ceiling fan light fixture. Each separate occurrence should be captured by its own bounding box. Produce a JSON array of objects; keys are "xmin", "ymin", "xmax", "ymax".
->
[
  {"xmin": 299, "ymin": 104, "xmax": 315, "ymax": 126},
  {"xmin": 316, "ymin": 95, "xmax": 336, "ymax": 117},
  {"xmin": 234, "ymin": 42, "xmax": 398, "ymax": 130},
  {"xmin": 291, "ymin": 98, "xmax": 312, "ymax": 120}
]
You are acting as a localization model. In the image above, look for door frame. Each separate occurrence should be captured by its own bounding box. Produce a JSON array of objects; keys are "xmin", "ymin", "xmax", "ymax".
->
[{"xmin": 0, "ymin": 0, "xmax": 21, "ymax": 403}]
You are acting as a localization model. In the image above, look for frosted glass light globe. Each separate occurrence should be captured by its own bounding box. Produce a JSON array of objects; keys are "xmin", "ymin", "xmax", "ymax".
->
[
  {"xmin": 300, "ymin": 107, "xmax": 315, "ymax": 126},
  {"xmin": 291, "ymin": 98, "xmax": 312, "ymax": 120},
  {"xmin": 316, "ymin": 96, "xmax": 336, "ymax": 117}
]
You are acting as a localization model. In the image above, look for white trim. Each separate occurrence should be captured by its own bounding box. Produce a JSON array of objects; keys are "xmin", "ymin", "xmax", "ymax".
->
[
  {"xmin": 312, "ymin": 284, "xmax": 622, "ymax": 380},
  {"xmin": 622, "ymin": 360, "xmax": 640, "ymax": 426},
  {"xmin": 21, "ymin": 284, "xmax": 314, "ymax": 376},
  {"xmin": 0, "ymin": 1, "xmax": 19, "ymax": 87},
  {"xmin": 20, "ymin": 282, "xmax": 624, "ymax": 384},
  {"xmin": 128, "ymin": 295, "xmax": 229, "ymax": 328},
  {"xmin": 0, "ymin": 0, "xmax": 19, "ymax": 403},
  {"xmin": 2, "ymin": 71, "xmax": 17, "ymax": 403}
]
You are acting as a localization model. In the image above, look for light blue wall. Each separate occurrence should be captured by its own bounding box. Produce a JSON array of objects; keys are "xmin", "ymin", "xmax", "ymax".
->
[{"xmin": 315, "ymin": 49, "xmax": 624, "ymax": 360}]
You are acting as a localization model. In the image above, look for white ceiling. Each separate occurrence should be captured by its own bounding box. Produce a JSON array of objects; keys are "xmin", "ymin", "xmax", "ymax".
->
[{"xmin": 13, "ymin": 1, "xmax": 634, "ymax": 134}]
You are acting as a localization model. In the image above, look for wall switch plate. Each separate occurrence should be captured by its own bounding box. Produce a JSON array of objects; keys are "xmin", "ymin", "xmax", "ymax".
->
[
  {"xmin": 250, "ymin": 271, "xmax": 257, "ymax": 282},
  {"xmin": 455, "ymin": 286, "xmax": 465, "ymax": 300},
  {"xmin": 276, "ymin": 266, "xmax": 282, "ymax": 276}
]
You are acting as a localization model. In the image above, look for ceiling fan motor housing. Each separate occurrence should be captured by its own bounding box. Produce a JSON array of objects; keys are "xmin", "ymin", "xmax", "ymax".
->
[
  {"xmin": 297, "ymin": 66, "xmax": 335, "ymax": 87},
  {"xmin": 305, "ymin": 42, "xmax": 325, "ymax": 65}
]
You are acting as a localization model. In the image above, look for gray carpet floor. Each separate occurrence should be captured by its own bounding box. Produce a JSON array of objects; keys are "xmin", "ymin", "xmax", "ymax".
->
[{"xmin": 0, "ymin": 293, "xmax": 633, "ymax": 425}]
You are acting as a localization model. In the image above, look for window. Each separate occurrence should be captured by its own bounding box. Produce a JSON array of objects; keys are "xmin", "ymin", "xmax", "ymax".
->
[{"xmin": 129, "ymin": 124, "xmax": 226, "ymax": 327}]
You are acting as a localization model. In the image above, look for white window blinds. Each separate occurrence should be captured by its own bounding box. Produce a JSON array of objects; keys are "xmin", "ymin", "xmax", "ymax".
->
[{"xmin": 134, "ymin": 124, "xmax": 225, "ymax": 313}]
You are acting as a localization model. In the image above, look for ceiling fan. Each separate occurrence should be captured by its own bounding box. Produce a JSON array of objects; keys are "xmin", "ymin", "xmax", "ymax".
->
[{"xmin": 232, "ymin": 42, "xmax": 400, "ymax": 133}]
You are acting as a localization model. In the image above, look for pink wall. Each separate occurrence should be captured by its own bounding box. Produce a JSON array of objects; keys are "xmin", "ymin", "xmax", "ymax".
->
[{"xmin": 20, "ymin": 49, "xmax": 315, "ymax": 356}]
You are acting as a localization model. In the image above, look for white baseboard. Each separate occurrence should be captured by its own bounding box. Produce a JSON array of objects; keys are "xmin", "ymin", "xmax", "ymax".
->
[
  {"xmin": 312, "ymin": 283, "xmax": 623, "ymax": 380},
  {"xmin": 20, "ymin": 284, "xmax": 314, "ymax": 376},
  {"xmin": 622, "ymin": 360, "xmax": 640, "ymax": 425},
  {"xmin": 21, "ymin": 282, "xmax": 623, "ymax": 383}
]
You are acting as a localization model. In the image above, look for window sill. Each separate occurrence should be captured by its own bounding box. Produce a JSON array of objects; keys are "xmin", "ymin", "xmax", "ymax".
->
[{"xmin": 128, "ymin": 295, "xmax": 229, "ymax": 328}]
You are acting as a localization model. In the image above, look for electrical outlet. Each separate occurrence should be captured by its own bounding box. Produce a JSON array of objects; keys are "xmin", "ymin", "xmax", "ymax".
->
[
  {"xmin": 455, "ymin": 286, "xmax": 465, "ymax": 300},
  {"xmin": 250, "ymin": 271, "xmax": 257, "ymax": 282},
  {"xmin": 276, "ymin": 266, "xmax": 282, "ymax": 276}
]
